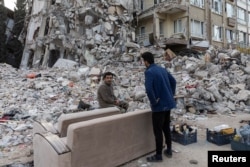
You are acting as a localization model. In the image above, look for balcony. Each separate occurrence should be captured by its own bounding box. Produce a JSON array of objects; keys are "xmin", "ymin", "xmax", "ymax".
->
[
  {"xmin": 138, "ymin": 0, "xmax": 187, "ymax": 19},
  {"xmin": 156, "ymin": 3, "xmax": 188, "ymax": 14},
  {"xmin": 227, "ymin": 17, "xmax": 236, "ymax": 27},
  {"xmin": 159, "ymin": 33, "xmax": 188, "ymax": 46}
]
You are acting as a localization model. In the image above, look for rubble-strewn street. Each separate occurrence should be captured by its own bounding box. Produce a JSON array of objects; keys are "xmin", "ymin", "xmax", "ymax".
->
[
  {"xmin": 1, "ymin": 44, "xmax": 250, "ymax": 166},
  {"xmin": 1, "ymin": 0, "xmax": 250, "ymax": 166}
]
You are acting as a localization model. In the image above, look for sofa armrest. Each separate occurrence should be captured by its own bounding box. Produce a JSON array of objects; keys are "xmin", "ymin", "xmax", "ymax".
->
[
  {"xmin": 33, "ymin": 120, "xmax": 58, "ymax": 136},
  {"xmin": 33, "ymin": 132, "xmax": 71, "ymax": 167}
]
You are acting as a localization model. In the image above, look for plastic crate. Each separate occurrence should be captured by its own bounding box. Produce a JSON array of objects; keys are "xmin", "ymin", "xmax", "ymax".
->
[
  {"xmin": 206, "ymin": 128, "xmax": 236, "ymax": 146},
  {"xmin": 231, "ymin": 140, "xmax": 250, "ymax": 151},
  {"xmin": 172, "ymin": 130, "xmax": 197, "ymax": 145}
]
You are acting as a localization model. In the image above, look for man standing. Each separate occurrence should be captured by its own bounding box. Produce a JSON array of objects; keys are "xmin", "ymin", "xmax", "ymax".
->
[
  {"xmin": 141, "ymin": 52, "xmax": 176, "ymax": 162},
  {"xmin": 97, "ymin": 72, "xmax": 129, "ymax": 112}
]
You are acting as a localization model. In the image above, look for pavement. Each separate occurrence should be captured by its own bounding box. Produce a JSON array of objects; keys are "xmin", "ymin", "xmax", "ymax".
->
[{"xmin": 121, "ymin": 112, "xmax": 250, "ymax": 167}]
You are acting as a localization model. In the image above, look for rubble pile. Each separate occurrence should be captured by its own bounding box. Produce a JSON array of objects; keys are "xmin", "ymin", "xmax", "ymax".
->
[
  {"xmin": 20, "ymin": 0, "xmax": 140, "ymax": 68},
  {"xmin": 172, "ymin": 46, "xmax": 250, "ymax": 116},
  {"xmin": 0, "ymin": 46, "xmax": 250, "ymax": 165}
]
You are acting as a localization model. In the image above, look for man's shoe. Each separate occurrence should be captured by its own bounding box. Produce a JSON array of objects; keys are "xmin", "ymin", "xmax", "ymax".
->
[
  {"xmin": 146, "ymin": 154, "xmax": 163, "ymax": 162},
  {"xmin": 164, "ymin": 149, "xmax": 172, "ymax": 158}
]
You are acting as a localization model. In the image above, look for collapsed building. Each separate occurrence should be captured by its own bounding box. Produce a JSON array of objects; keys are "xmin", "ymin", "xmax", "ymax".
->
[
  {"xmin": 20, "ymin": 0, "xmax": 140, "ymax": 69},
  {"xmin": 19, "ymin": 0, "xmax": 250, "ymax": 69}
]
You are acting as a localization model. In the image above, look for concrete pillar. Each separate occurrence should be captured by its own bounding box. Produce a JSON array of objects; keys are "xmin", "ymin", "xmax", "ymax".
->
[
  {"xmin": 19, "ymin": 49, "xmax": 31, "ymax": 69},
  {"xmin": 33, "ymin": 18, "xmax": 48, "ymax": 68},
  {"xmin": 154, "ymin": 12, "xmax": 160, "ymax": 38},
  {"xmin": 42, "ymin": 45, "xmax": 50, "ymax": 67},
  {"xmin": 33, "ymin": 0, "xmax": 51, "ymax": 68}
]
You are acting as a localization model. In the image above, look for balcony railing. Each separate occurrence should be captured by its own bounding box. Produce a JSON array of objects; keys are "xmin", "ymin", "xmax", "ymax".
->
[
  {"xmin": 139, "ymin": 0, "xmax": 184, "ymax": 16},
  {"xmin": 227, "ymin": 17, "xmax": 236, "ymax": 27}
]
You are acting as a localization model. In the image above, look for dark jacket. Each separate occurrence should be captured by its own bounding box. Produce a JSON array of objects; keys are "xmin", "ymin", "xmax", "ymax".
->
[
  {"xmin": 144, "ymin": 64, "xmax": 176, "ymax": 112},
  {"xmin": 97, "ymin": 82, "xmax": 117, "ymax": 108}
]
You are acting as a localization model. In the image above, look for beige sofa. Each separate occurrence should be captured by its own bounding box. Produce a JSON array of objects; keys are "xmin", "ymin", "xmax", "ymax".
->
[
  {"xmin": 33, "ymin": 109, "xmax": 154, "ymax": 167},
  {"xmin": 33, "ymin": 107, "xmax": 120, "ymax": 137}
]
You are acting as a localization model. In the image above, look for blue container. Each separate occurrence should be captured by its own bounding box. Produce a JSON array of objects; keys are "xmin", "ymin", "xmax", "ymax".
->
[
  {"xmin": 231, "ymin": 140, "xmax": 250, "ymax": 151},
  {"xmin": 206, "ymin": 128, "xmax": 236, "ymax": 146},
  {"xmin": 172, "ymin": 130, "xmax": 197, "ymax": 145}
]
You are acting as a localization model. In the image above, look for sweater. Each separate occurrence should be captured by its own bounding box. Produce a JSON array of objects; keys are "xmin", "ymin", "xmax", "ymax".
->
[
  {"xmin": 144, "ymin": 64, "xmax": 176, "ymax": 112},
  {"xmin": 97, "ymin": 82, "xmax": 117, "ymax": 108}
]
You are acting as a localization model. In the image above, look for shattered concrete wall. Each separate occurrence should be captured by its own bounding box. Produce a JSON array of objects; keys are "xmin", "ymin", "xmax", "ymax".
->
[{"xmin": 20, "ymin": 0, "xmax": 140, "ymax": 69}]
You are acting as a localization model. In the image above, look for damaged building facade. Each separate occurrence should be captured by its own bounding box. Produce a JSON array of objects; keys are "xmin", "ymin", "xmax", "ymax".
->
[
  {"xmin": 137, "ymin": 0, "xmax": 250, "ymax": 51},
  {"xmin": 20, "ymin": 0, "xmax": 250, "ymax": 69},
  {"xmin": 20, "ymin": 0, "xmax": 140, "ymax": 69}
]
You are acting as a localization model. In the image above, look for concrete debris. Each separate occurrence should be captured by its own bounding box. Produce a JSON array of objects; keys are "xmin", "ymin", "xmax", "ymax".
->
[
  {"xmin": 1, "ymin": 0, "xmax": 250, "ymax": 165},
  {"xmin": 1, "ymin": 45, "xmax": 250, "ymax": 165},
  {"xmin": 20, "ymin": 0, "xmax": 140, "ymax": 69}
]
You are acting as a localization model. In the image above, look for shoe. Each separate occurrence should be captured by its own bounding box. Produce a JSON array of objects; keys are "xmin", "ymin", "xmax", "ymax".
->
[
  {"xmin": 146, "ymin": 154, "xmax": 163, "ymax": 162},
  {"xmin": 164, "ymin": 149, "xmax": 172, "ymax": 158}
]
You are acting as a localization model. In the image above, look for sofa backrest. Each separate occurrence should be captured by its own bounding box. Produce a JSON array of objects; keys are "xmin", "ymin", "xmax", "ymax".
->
[
  {"xmin": 58, "ymin": 107, "xmax": 120, "ymax": 137},
  {"xmin": 66, "ymin": 109, "xmax": 154, "ymax": 167}
]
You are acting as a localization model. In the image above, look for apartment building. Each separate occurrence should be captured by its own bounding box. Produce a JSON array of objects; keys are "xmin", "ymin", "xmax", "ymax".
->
[{"xmin": 137, "ymin": 0, "xmax": 250, "ymax": 51}]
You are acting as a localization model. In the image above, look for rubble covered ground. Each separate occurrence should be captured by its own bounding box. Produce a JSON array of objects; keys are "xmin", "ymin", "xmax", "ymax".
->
[
  {"xmin": 1, "ymin": 0, "xmax": 250, "ymax": 166},
  {"xmin": 1, "ymin": 45, "xmax": 250, "ymax": 166}
]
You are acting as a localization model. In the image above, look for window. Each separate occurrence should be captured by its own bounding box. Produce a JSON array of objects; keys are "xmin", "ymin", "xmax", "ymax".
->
[
  {"xmin": 138, "ymin": 26, "xmax": 146, "ymax": 41},
  {"xmin": 174, "ymin": 19, "xmax": 182, "ymax": 33},
  {"xmin": 159, "ymin": 21, "xmax": 164, "ymax": 36},
  {"xmin": 212, "ymin": 0, "xmax": 222, "ymax": 14},
  {"xmin": 140, "ymin": 27, "xmax": 145, "ymax": 36},
  {"xmin": 239, "ymin": 31, "xmax": 247, "ymax": 44},
  {"xmin": 226, "ymin": 29, "xmax": 235, "ymax": 43},
  {"xmin": 226, "ymin": 3, "xmax": 235, "ymax": 17},
  {"xmin": 190, "ymin": 0, "xmax": 204, "ymax": 8},
  {"xmin": 154, "ymin": 0, "xmax": 162, "ymax": 5},
  {"xmin": 140, "ymin": 0, "xmax": 144, "ymax": 10},
  {"xmin": 249, "ymin": 12, "xmax": 250, "ymax": 23},
  {"xmin": 237, "ymin": 7, "xmax": 246, "ymax": 21},
  {"xmin": 191, "ymin": 19, "xmax": 204, "ymax": 37},
  {"xmin": 213, "ymin": 25, "xmax": 222, "ymax": 41}
]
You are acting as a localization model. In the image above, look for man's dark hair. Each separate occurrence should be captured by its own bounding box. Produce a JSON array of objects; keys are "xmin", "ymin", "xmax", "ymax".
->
[
  {"xmin": 102, "ymin": 72, "xmax": 114, "ymax": 79},
  {"xmin": 141, "ymin": 52, "xmax": 154, "ymax": 64}
]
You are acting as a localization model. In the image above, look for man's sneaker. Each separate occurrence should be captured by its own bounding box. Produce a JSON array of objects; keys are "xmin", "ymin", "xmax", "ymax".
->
[
  {"xmin": 164, "ymin": 149, "xmax": 172, "ymax": 158},
  {"xmin": 146, "ymin": 154, "xmax": 163, "ymax": 162}
]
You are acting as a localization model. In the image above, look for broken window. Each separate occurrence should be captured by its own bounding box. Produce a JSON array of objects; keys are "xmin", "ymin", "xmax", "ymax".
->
[
  {"xmin": 212, "ymin": 25, "xmax": 222, "ymax": 41},
  {"xmin": 174, "ymin": 19, "xmax": 182, "ymax": 33},
  {"xmin": 226, "ymin": 3, "xmax": 235, "ymax": 18},
  {"xmin": 191, "ymin": 19, "xmax": 204, "ymax": 38},
  {"xmin": 237, "ymin": 7, "xmax": 246, "ymax": 22},
  {"xmin": 212, "ymin": 0, "xmax": 222, "ymax": 14},
  {"xmin": 190, "ymin": 0, "xmax": 204, "ymax": 8},
  {"xmin": 226, "ymin": 29, "xmax": 235, "ymax": 43}
]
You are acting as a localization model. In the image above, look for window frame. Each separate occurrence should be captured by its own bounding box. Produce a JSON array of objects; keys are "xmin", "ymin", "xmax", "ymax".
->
[
  {"xmin": 212, "ymin": 25, "xmax": 223, "ymax": 41},
  {"xmin": 226, "ymin": 3, "xmax": 235, "ymax": 18},
  {"xmin": 225, "ymin": 29, "xmax": 236, "ymax": 43},
  {"xmin": 190, "ymin": 0, "xmax": 205, "ymax": 8},
  {"xmin": 191, "ymin": 19, "xmax": 204, "ymax": 38},
  {"xmin": 211, "ymin": 0, "xmax": 223, "ymax": 15},
  {"xmin": 174, "ymin": 19, "xmax": 182, "ymax": 33}
]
